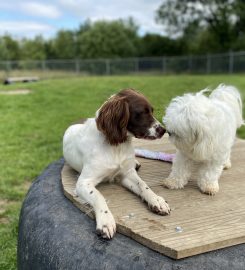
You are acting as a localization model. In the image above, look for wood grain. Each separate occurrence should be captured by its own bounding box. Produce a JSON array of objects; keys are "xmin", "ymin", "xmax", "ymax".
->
[{"xmin": 61, "ymin": 136, "xmax": 245, "ymax": 259}]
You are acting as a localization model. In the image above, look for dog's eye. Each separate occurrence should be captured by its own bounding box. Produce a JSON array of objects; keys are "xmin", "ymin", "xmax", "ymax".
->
[{"xmin": 135, "ymin": 112, "xmax": 142, "ymax": 119}]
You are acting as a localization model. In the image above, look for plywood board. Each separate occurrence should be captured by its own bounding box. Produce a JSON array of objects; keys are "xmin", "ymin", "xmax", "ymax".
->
[{"xmin": 61, "ymin": 136, "xmax": 245, "ymax": 259}]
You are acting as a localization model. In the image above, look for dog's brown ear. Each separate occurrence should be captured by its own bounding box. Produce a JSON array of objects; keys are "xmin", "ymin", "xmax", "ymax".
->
[{"xmin": 96, "ymin": 96, "xmax": 129, "ymax": 145}]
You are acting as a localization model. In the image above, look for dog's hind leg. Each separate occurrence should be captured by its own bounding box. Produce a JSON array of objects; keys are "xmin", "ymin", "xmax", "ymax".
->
[
  {"xmin": 223, "ymin": 159, "xmax": 231, "ymax": 170},
  {"xmin": 223, "ymin": 150, "xmax": 232, "ymax": 170}
]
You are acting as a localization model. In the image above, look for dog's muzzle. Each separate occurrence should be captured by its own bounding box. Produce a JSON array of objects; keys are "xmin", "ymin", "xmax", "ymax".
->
[{"xmin": 156, "ymin": 125, "xmax": 166, "ymax": 138}]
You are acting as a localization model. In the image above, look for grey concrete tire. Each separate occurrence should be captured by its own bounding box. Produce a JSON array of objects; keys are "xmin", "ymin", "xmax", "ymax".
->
[{"xmin": 18, "ymin": 159, "xmax": 245, "ymax": 270}]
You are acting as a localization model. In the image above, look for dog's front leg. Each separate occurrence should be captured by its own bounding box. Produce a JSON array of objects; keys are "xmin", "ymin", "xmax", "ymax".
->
[
  {"xmin": 162, "ymin": 150, "xmax": 192, "ymax": 189},
  {"xmin": 197, "ymin": 162, "xmax": 223, "ymax": 195},
  {"xmin": 121, "ymin": 169, "xmax": 170, "ymax": 215},
  {"xmin": 76, "ymin": 175, "xmax": 116, "ymax": 239}
]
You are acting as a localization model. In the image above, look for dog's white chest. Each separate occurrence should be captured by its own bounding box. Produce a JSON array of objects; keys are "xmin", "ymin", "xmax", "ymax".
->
[{"xmin": 103, "ymin": 148, "xmax": 135, "ymax": 181}]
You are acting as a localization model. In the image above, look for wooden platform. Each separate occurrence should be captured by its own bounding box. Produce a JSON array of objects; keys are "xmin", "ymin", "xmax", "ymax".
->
[{"xmin": 61, "ymin": 136, "xmax": 245, "ymax": 259}]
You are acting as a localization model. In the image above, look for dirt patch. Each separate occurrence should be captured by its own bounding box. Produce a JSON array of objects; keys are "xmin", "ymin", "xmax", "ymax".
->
[
  {"xmin": 0, "ymin": 199, "xmax": 9, "ymax": 214},
  {"xmin": 20, "ymin": 181, "xmax": 32, "ymax": 192},
  {"xmin": 0, "ymin": 199, "xmax": 15, "ymax": 215},
  {"xmin": 0, "ymin": 200, "xmax": 10, "ymax": 224},
  {"xmin": 0, "ymin": 217, "xmax": 9, "ymax": 224},
  {"xmin": 0, "ymin": 89, "xmax": 31, "ymax": 95},
  {"xmin": 0, "ymin": 199, "xmax": 19, "ymax": 224}
]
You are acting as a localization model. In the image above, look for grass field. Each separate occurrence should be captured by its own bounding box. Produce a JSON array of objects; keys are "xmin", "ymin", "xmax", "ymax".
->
[{"xmin": 0, "ymin": 75, "xmax": 245, "ymax": 269}]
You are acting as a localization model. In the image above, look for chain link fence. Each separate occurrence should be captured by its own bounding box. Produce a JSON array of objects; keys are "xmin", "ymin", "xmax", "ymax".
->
[{"xmin": 0, "ymin": 51, "xmax": 245, "ymax": 80}]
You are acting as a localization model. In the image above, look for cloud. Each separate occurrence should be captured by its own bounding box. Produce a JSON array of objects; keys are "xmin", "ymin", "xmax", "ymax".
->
[
  {"xmin": 0, "ymin": 0, "xmax": 165, "ymax": 38},
  {"xmin": 0, "ymin": 3, "xmax": 13, "ymax": 9},
  {"xmin": 0, "ymin": 21, "xmax": 55, "ymax": 38},
  {"xmin": 58, "ymin": 0, "xmax": 164, "ymax": 35},
  {"xmin": 19, "ymin": 2, "xmax": 62, "ymax": 19}
]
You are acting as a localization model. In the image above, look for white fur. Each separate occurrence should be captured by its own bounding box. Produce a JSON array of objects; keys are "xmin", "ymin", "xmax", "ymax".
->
[
  {"xmin": 163, "ymin": 84, "xmax": 244, "ymax": 195},
  {"xmin": 63, "ymin": 118, "xmax": 170, "ymax": 239}
]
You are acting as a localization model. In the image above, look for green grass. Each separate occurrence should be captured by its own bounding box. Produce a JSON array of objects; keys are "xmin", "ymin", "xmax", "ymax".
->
[{"xmin": 0, "ymin": 75, "xmax": 245, "ymax": 269}]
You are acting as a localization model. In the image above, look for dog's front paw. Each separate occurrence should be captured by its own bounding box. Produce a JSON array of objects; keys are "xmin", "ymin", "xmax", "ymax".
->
[
  {"xmin": 96, "ymin": 210, "xmax": 116, "ymax": 239},
  {"xmin": 162, "ymin": 177, "xmax": 187, "ymax": 189},
  {"xmin": 198, "ymin": 181, "xmax": 219, "ymax": 195},
  {"xmin": 148, "ymin": 195, "xmax": 171, "ymax": 216}
]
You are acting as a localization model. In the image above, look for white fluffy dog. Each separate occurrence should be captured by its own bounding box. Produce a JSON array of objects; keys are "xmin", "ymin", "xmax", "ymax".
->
[{"xmin": 162, "ymin": 84, "xmax": 244, "ymax": 195}]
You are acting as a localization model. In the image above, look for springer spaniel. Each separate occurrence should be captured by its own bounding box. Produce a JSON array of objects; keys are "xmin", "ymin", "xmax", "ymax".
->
[{"xmin": 63, "ymin": 89, "xmax": 170, "ymax": 239}]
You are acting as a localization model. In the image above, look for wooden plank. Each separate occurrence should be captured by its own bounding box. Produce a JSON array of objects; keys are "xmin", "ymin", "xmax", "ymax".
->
[{"xmin": 61, "ymin": 136, "xmax": 245, "ymax": 259}]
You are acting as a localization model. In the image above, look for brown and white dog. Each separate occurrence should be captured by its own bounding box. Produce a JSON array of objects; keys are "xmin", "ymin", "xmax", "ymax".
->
[{"xmin": 63, "ymin": 89, "xmax": 170, "ymax": 239}]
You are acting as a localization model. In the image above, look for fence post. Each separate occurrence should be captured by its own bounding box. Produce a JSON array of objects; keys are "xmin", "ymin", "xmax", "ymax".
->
[
  {"xmin": 5, "ymin": 61, "xmax": 11, "ymax": 78},
  {"xmin": 162, "ymin": 57, "xmax": 167, "ymax": 74},
  {"xmin": 188, "ymin": 55, "xmax": 192, "ymax": 73},
  {"xmin": 135, "ymin": 58, "xmax": 139, "ymax": 73},
  {"xmin": 106, "ymin": 59, "xmax": 110, "ymax": 75},
  {"xmin": 229, "ymin": 51, "xmax": 234, "ymax": 74},
  {"xmin": 42, "ymin": 60, "xmax": 46, "ymax": 72},
  {"xmin": 206, "ymin": 54, "xmax": 211, "ymax": 74},
  {"xmin": 75, "ymin": 59, "xmax": 80, "ymax": 74}
]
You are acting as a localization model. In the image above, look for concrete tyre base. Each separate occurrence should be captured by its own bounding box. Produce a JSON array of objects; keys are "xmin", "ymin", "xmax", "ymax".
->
[{"xmin": 18, "ymin": 159, "xmax": 245, "ymax": 270}]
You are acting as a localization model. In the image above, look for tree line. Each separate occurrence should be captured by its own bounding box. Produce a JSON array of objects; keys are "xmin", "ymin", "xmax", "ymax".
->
[{"xmin": 0, "ymin": 0, "xmax": 245, "ymax": 61}]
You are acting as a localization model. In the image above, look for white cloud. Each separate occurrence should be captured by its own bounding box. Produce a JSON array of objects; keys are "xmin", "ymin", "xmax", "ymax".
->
[
  {"xmin": 58, "ymin": 0, "xmax": 165, "ymax": 35},
  {"xmin": 19, "ymin": 2, "xmax": 62, "ymax": 19},
  {"xmin": 0, "ymin": 0, "xmax": 166, "ymax": 38},
  {"xmin": 0, "ymin": 3, "xmax": 13, "ymax": 9},
  {"xmin": 0, "ymin": 21, "xmax": 55, "ymax": 38}
]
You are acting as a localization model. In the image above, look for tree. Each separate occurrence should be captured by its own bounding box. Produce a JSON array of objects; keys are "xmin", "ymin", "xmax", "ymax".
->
[
  {"xmin": 77, "ymin": 20, "xmax": 91, "ymax": 36},
  {"xmin": 0, "ymin": 37, "xmax": 9, "ymax": 60},
  {"xmin": 52, "ymin": 30, "xmax": 77, "ymax": 59},
  {"xmin": 140, "ymin": 34, "xmax": 185, "ymax": 56},
  {"xmin": 20, "ymin": 36, "xmax": 46, "ymax": 60},
  {"xmin": 156, "ymin": 0, "xmax": 245, "ymax": 52},
  {"xmin": 0, "ymin": 35, "xmax": 20, "ymax": 60},
  {"xmin": 44, "ymin": 40, "xmax": 56, "ymax": 60},
  {"xmin": 232, "ymin": 0, "xmax": 245, "ymax": 50},
  {"xmin": 77, "ymin": 19, "xmax": 139, "ymax": 59}
]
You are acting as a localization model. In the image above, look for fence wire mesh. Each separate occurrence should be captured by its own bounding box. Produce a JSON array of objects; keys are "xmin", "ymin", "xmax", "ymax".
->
[{"xmin": 0, "ymin": 51, "xmax": 244, "ymax": 80}]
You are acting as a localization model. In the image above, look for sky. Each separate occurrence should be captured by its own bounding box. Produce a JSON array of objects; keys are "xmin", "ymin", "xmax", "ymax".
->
[{"xmin": 0, "ymin": 0, "xmax": 165, "ymax": 39}]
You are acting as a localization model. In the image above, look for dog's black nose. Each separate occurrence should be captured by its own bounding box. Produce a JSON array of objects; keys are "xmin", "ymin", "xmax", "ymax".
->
[{"xmin": 156, "ymin": 126, "xmax": 166, "ymax": 138}]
